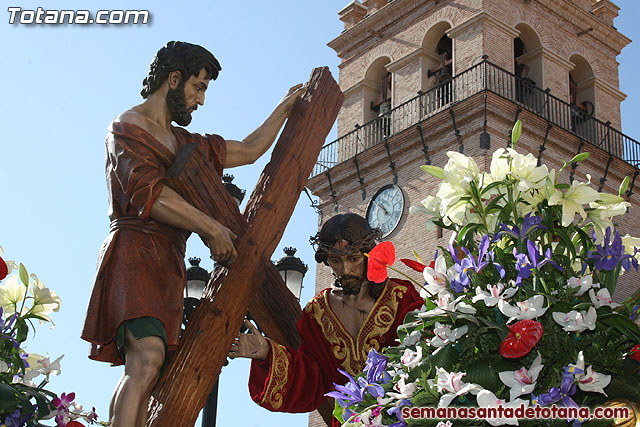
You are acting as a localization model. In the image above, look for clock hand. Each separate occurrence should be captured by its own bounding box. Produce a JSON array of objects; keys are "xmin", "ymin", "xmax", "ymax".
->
[{"xmin": 374, "ymin": 200, "xmax": 389, "ymax": 215}]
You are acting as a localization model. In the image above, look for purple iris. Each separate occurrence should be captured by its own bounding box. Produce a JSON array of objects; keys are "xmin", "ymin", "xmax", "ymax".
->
[
  {"xmin": 514, "ymin": 240, "xmax": 562, "ymax": 286},
  {"xmin": 537, "ymin": 373, "xmax": 579, "ymax": 409},
  {"xmin": 364, "ymin": 348, "xmax": 391, "ymax": 385},
  {"xmin": 387, "ymin": 399, "xmax": 412, "ymax": 427},
  {"xmin": 325, "ymin": 369, "xmax": 365, "ymax": 411},
  {"xmin": 3, "ymin": 409, "xmax": 32, "ymax": 427},
  {"xmin": 357, "ymin": 377, "xmax": 385, "ymax": 398},
  {"xmin": 631, "ymin": 305, "xmax": 640, "ymax": 321},
  {"xmin": 495, "ymin": 213, "xmax": 546, "ymax": 241},
  {"xmin": 449, "ymin": 235, "xmax": 505, "ymax": 292},
  {"xmin": 0, "ymin": 307, "xmax": 19, "ymax": 349},
  {"xmin": 590, "ymin": 227, "xmax": 639, "ymax": 272}
]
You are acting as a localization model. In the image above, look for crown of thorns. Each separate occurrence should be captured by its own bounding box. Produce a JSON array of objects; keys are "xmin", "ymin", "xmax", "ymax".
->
[{"xmin": 309, "ymin": 230, "xmax": 381, "ymax": 256}]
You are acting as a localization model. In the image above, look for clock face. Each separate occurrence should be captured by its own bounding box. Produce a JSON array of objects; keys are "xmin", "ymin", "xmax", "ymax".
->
[{"xmin": 366, "ymin": 184, "xmax": 404, "ymax": 237}]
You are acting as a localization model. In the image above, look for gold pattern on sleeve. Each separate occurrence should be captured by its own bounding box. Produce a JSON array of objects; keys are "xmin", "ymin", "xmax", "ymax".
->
[
  {"xmin": 306, "ymin": 281, "xmax": 406, "ymax": 376},
  {"xmin": 261, "ymin": 339, "xmax": 290, "ymax": 410}
]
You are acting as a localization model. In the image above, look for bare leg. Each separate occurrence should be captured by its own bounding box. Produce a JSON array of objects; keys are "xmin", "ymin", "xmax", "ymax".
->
[
  {"xmin": 109, "ymin": 373, "xmax": 125, "ymax": 420},
  {"xmin": 110, "ymin": 329, "xmax": 165, "ymax": 427}
]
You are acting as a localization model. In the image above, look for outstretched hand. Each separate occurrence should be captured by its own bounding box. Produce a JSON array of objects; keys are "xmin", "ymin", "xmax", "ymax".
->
[
  {"xmin": 278, "ymin": 83, "xmax": 306, "ymax": 114},
  {"xmin": 228, "ymin": 320, "xmax": 269, "ymax": 360}
]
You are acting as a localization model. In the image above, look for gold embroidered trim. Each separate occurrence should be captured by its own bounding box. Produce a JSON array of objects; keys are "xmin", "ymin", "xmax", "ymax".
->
[
  {"xmin": 307, "ymin": 280, "xmax": 406, "ymax": 376},
  {"xmin": 261, "ymin": 339, "xmax": 290, "ymax": 410}
]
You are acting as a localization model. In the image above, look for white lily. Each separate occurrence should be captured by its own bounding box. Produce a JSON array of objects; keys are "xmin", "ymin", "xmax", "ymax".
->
[
  {"xmin": 28, "ymin": 276, "xmax": 61, "ymax": 326},
  {"xmin": 567, "ymin": 351, "xmax": 611, "ymax": 395},
  {"xmin": 388, "ymin": 373, "xmax": 418, "ymax": 399},
  {"xmin": 472, "ymin": 283, "xmax": 518, "ymax": 307},
  {"xmin": 507, "ymin": 148, "xmax": 549, "ymax": 192},
  {"xmin": 488, "ymin": 148, "xmax": 510, "ymax": 182},
  {"xmin": 428, "ymin": 323, "xmax": 469, "ymax": 348},
  {"xmin": 498, "ymin": 352, "xmax": 543, "ymax": 401},
  {"xmin": 564, "ymin": 275, "xmax": 599, "ymax": 297},
  {"xmin": 498, "ymin": 295, "xmax": 548, "ymax": 322},
  {"xmin": 427, "ymin": 367, "xmax": 483, "ymax": 407},
  {"xmin": 411, "ymin": 194, "xmax": 443, "ymax": 232},
  {"xmin": 418, "ymin": 293, "xmax": 476, "ymax": 319},
  {"xmin": 621, "ymin": 234, "xmax": 640, "ymax": 256},
  {"xmin": 548, "ymin": 176, "xmax": 599, "ymax": 227},
  {"xmin": 0, "ymin": 275, "xmax": 27, "ymax": 315},
  {"xmin": 423, "ymin": 255, "xmax": 457, "ymax": 298},
  {"xmin": 588, "ymin": 288, "xmax": 620, "ymax": 309},
  {"xmin": 476, "ymin": 389, "xmax": 528, "ymax": 426},
  {"xmin": 400, "ymin": 345, "xmax": 423, "ymax": 370},
  {"xmin": 587, "ymin": 201, "xmax": 630, "ymax": 245},
  {"xmin": 552, "ymin": 307, "xmax": 597, "ymax": 332}
]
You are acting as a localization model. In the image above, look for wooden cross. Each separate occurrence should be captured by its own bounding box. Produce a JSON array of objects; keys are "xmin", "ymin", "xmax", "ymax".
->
[{"xmin": 146, "ymin": 67, "xmax": 343, "ymax": 427}]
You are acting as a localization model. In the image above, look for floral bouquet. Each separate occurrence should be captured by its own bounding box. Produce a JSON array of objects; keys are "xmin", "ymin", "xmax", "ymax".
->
[
  {"xmin": 0, "ymin": 246, "xmax": 104, "ymax": 427},
  {"xmin": 329, "ymin": 121, "xmax": 640, "ymax": 426}
]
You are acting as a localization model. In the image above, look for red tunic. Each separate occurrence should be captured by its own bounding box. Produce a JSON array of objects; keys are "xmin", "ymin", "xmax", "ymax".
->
[
  {"xmin": 248, "ymin": 279, "xmax": 423, "ymax": 425},
  {"xmin": 81, "ymin": 121, "xmax": 226, "ymax": 366}
]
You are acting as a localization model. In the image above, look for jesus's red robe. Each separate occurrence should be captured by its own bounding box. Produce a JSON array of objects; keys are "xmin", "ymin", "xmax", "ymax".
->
[{"xmin": 248, "ymin": 278, "xmax": 423, "ymax": 425}]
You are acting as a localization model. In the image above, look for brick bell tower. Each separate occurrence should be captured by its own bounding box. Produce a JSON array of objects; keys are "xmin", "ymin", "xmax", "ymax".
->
[{"xmin": 306, "ymin": 1, "xmax": 639, "ymax": 426}]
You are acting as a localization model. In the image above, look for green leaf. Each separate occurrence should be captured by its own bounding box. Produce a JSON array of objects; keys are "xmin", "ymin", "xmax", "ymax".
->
[
  {"xmin": 426, "ymin": 344, "xmax": 459, "ymax": 371},
  {"xmin": 19, "ymin": 263, "xmax": 29, "ymax": 287},
  {"xmin": 16, "ymin": 318, "xmax": 29, "ymax": 344},
  {"xmin": 599, "ymin": 312, "xmax": 640, "ymax": 342},
  {"xmin": 554, "ymin": 183, "xmax": 570, "ymax": 190},
  {"xmin": 553, "ymin": 228, "xmax": 577, "ymax": 260},
  {"xmin": 480, "ymin": 180, "xmax": 505, "ymax": 196},
  {"xmin": 332, "ymin": 400, "xmax": 345, "ymax": 424},
  {"xmin": 465, "ymin": 360, "xmax": 507, "ymax": 390},
  {"xmin": 0, "ymin": 383, "xmax": 19, "ymax": 413},
  {"xmin": 19, "ymin": 385, "xmax": 53, "ymax": 418},
  {"xmin": 420, "ymin": 165, "xmax": 445, "ymax": 180},
  {"xmin": 619, "ymin": 175, "xmax": 630, "ymax": 197},
  {"xmin": 456, "ymin": 223, "xmax": 478, "ymax": 247},
  {"xmin": 511, "ymin": 120, "xmax": 522, "ymax": 146},
  {"xmin": 569, "ymin": 152, "xmax": 590, "ymax": 164}
]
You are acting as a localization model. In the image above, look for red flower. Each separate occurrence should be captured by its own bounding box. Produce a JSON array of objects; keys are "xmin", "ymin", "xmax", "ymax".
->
[
  {"xmin": 630, "ymin": 344, "xmax": 640, "ymax": 362},
  {"xmin": 367, "ymin": 241, "xmax": 395, "ymax": 283},
  {"xmin": 499, "ymin": 319, "xmax": 543, "ymax": 358},
  {"xmin": 399, "ymin": 258, "xmax": 426, "ymax": 273},
  {"xmin": 0, "ymin": 255, "xmax": 7, "ymax": 281},
  {"xmin": 66, "ymin": 421, "xmax": 85, "ymax": 427}
]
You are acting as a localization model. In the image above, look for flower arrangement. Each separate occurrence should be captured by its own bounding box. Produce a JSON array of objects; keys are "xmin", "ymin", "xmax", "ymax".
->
[
  {"xmin": 330, "ymin": 121, "xmax": 640, "ymax": 426},
  {"xmin": 0, "ymin": 246, "xmax": 105, "ymax": 427}
]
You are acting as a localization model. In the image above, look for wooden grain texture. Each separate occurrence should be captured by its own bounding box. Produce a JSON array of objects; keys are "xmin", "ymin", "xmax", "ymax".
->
[{"xmin": 148, "ymin": 67, "xmax": 343, "ymax": 427}]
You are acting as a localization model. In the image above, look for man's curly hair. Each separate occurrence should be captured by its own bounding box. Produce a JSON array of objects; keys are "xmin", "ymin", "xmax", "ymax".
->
[
  {"xmin": 141, "ymin": 41, "xmax": 221, "ymax": 99},
  {"xmin": 311, "ymin": 213, "xmax": 381, "ymax": 264}
]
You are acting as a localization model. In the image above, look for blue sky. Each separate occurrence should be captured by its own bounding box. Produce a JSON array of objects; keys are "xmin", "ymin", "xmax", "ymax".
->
[{"xmin": 1, "ymin": 1, "xmax": 639, "ymax": 426}]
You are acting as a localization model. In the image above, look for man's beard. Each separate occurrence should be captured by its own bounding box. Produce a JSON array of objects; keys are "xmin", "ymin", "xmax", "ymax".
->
[
  {"xmin": 167, "ymin": 80, "xmax": 192, "ymax": 126},
  {"xmin": 334, "ymin": 275, "xmax": 365, "ymax": 295}
]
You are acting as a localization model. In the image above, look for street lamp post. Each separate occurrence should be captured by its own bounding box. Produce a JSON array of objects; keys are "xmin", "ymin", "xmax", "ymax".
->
[
  {"xmin": 273, "ymin": 247, "xmax": 308, "ymax": 301},
  {"xmin": 182, "ymin": 175, "xmax": 247, "ymax": 427}
]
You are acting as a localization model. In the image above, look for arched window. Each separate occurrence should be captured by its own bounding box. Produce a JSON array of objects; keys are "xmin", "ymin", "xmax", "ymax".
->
[
  {"xmin": 569, "ymin": 54, "xmax": 596, "ymax": 134},
  {"xmin": 514, "ymin": 24, "xmax": 543, "ymax": 107},
  {"xmin": 421, "ymin": 22, "xmax": 453, "ymax": 113},
  {"xmin": 363, "ymin": 57, "xmax": 392, "ymax": 146},
  {"xmin": 364, "ymin": 57, "xmax": 392, "ymax": 123}
]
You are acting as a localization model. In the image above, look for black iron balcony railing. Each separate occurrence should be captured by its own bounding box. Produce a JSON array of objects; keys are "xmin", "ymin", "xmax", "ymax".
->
[{"xmin": 311, "ymin": 59, "xmax": 640, "ymax": 178}]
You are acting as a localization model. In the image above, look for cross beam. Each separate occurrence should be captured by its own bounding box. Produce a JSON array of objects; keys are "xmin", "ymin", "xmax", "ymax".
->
[{"xmin": 147, "ymin": 67, "xmax": 343, "ymax": 426}]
